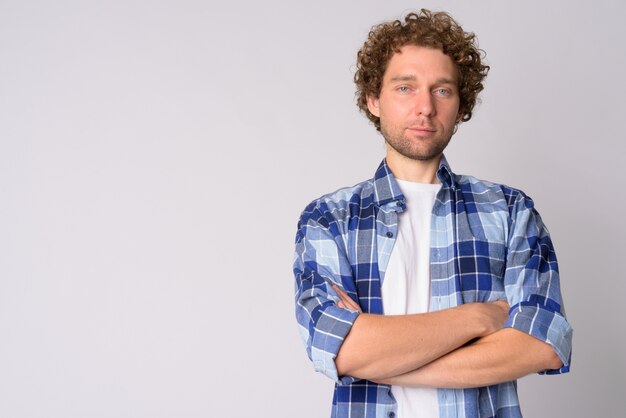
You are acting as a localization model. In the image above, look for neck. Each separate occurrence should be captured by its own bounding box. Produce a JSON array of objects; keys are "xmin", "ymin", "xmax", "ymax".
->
[{"xmin": 385, "ymin": 148, "xmax": 441, "ymax": 184}]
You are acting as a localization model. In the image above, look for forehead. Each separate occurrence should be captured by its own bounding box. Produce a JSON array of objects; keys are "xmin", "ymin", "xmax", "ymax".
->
[{"xmin": 383, "ymin": 45, "xmax": 459, "ymax": 84}]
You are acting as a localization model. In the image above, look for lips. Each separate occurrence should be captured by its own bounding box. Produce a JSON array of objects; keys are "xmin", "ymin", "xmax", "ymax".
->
[{"xmin": 408, "ymin": 126, "xmax": 436, "ymax": 134}]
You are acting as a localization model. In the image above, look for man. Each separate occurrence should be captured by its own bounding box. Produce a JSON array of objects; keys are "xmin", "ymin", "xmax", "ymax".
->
[{"xmin": 293, "ymin": 9, "xmax": 572, "ymax": 418}]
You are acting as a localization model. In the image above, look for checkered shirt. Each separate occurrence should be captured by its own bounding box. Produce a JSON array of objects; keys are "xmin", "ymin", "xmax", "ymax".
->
[{"xmin": 293, "ymin": 156, "xmax": 572, "ymax": 418}]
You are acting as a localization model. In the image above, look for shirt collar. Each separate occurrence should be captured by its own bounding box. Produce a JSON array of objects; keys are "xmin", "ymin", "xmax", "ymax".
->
[
  {"xmin": 372, "ymin": 154, "xmax": 457, "ymax": 207},
  {"xmin": 436, "ymin": 155, "xmax": 457, "ymax": 191}
]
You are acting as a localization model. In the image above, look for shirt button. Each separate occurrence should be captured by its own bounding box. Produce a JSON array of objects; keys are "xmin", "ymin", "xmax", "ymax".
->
[
  {"xmin": 386, "ymin": 231, "xmax": 393, "ymax": 238},
  {"xmin": 396, "ymin": 201, "xmax": 402, "ymax": 206},
  {"xmin": 388, "ymin": 412, "xmax": 395, "ymax": 418}
]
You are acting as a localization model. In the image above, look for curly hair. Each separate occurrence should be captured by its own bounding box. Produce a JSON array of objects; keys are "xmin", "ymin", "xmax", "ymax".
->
[{"xmin": 354, "ymin": 9, "xmax": 490, "ymax": 131}]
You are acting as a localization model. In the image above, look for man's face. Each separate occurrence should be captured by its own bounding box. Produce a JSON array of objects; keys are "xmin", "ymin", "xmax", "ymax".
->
[{"xmin": 367, "ymin": 45, "xmax": 461, "ymax": 163}]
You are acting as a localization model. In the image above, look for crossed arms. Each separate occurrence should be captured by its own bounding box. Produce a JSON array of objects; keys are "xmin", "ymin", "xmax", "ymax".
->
[
  {"xmin": 333, "ymin": 285, "xmax": 563, "ymax": 388},
  {"xmin": 294, "ymin": 192, "xmax": 572, "ymax": 387}
]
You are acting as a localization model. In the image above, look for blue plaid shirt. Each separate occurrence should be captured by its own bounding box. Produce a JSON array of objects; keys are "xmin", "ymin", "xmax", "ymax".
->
[{"xmin": 293, "ymin": 156, "xmax": 573, "ymax": 418}]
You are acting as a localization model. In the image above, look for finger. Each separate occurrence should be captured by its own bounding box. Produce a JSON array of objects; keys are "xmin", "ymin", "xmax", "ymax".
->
[
  {"xmin": 333, "ymin": 284, "xmax": 348, "ymax": 297},
  {"xmin": 332, "ymin": 285, "xmax": 362, "ymax": 312},
  {"xmin": 332, "ymin": 285, "xmax": 348, "ymax": 304},
  {"xmin": 333, "ymin": 285, "xmax": 352, "ymax": 306},
  {"xmin": 332, "ymin": 284, "xmax": 349, "ymax": 301},
  {"xmin": 344, "ymin": 296, "xmax": 361, "ymax": 312},
  {"xmin": 335, "ymin": 286, "xmax": 356, "ymax": 307},
  {"xmin": 337, "ymin": 301, "xmax": 346, "ymax": 309}
]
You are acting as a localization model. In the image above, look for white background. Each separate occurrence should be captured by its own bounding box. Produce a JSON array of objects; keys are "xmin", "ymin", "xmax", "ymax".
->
[{"xmin": 1, "ymin": 0, "xmax": 625, "ymax": 417}]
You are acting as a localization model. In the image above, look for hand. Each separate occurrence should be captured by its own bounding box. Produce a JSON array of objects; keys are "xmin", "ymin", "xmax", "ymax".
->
[
  {"xmin": 471, "ymin": 300, "xmax": 509, "ymax": 337},
  {"xmin": 332, "ymin": 285, "xmax": 362, "ymax": 313}
]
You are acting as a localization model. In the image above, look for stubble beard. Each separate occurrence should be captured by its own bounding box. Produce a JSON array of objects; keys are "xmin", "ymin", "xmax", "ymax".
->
[{"xmin": 380, "ymin": 123, "xmax": 453, "ymax": 162}]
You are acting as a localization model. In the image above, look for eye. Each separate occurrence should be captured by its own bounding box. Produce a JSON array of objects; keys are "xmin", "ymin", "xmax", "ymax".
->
[
  {"xmin": 397, "ymin": 86, "xmax": 411, "ymax": 93},
  {"xmin": 434, "ymin": 88, "xmax": 451, "ymax": 96}
]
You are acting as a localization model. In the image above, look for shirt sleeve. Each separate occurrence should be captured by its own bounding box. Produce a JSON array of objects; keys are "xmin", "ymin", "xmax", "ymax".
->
[
  {"xmin": 293, "ymin": 208, "xmax": 360, "ymax": 385},
  {"xmin": 502, "ymin": 193, "xmax": 573, "ymax": 374}
]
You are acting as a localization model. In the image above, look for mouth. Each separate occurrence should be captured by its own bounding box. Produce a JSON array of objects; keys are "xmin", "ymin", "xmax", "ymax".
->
[{"xmin": 407, "ymin": 126, "xmax": 436, "ymax": 135}]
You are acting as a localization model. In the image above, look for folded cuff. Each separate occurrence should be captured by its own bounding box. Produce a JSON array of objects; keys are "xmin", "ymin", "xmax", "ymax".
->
[
  {"xmin": 504, "ymin": 302, "xmax": 573, "ymax": 374},
  {"xmin": 310, "ymin": 304, "xmax": 360, "ymax": 384}
]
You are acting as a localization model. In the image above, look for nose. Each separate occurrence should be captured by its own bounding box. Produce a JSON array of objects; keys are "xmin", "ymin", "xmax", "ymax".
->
[{"xmin": 414, "ymin": 89, "xmax": 435, "ymax": 117}]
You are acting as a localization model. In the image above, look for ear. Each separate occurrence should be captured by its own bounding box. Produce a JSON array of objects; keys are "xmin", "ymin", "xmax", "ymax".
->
[
  {"xmin": 367, "ymin": 95, "xmax": 381, "ymax": 117},
  {"xmin": 456, "ymin": 106, "xmax": 464, "ymax": 123}
]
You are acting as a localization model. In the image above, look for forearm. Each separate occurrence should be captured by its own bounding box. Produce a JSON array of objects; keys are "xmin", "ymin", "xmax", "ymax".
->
[
  {"xmin": 335, "ymin": 305, "xmax": 494, "ymax": 380},
  {"xmin": 376, "ymin": 328, "xmax": 563, "ymax": 388}
]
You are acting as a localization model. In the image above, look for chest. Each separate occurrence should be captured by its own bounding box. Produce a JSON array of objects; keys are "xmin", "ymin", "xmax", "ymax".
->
[{"xmin": 346, "ymin": 192, "xmax": 510, "ymax": 313}]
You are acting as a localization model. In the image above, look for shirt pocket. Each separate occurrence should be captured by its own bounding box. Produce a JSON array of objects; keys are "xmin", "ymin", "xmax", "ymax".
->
[{"xmin": 456, "ymin": 238, "xmax": 507, "ymax": 303}]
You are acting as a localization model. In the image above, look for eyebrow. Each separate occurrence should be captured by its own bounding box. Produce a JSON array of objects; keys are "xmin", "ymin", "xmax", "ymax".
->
[
  {"xmin": 389, "ymin": 75, "xmax": 457, "ymax": 85},
  {"xmin": 389, "ymin": 75, "xmax": 417, "ymax": 82}
]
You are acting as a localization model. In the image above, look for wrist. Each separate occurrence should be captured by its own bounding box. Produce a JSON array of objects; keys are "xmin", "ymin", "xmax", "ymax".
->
[{"xmin": 456, "ymin": 303, "xmax": 490, "ymax": 338}]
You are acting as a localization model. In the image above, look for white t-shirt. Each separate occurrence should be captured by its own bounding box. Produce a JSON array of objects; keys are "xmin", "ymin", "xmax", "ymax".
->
[{"xmin": 381, "ymin": 179, "xmax": 441, "ymax": 418}]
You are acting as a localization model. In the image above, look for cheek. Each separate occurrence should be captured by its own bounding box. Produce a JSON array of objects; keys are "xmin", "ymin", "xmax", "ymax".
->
[
  {"xmin": 439, "ymin": 102, "xmax": 461, "ymax": 124},
  {"xmin": 382, "ymin": 101, "xmax": 412, "ymax": 121}
]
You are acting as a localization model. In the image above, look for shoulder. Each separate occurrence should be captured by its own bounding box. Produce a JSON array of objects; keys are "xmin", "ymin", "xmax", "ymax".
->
[
  {"xmin": 454, "ymin": 173, "xmax": 533, "ymax": 215},
  {"xmin": 297, "ymin": 178, "xmax": 375, "ymax": 231}
]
